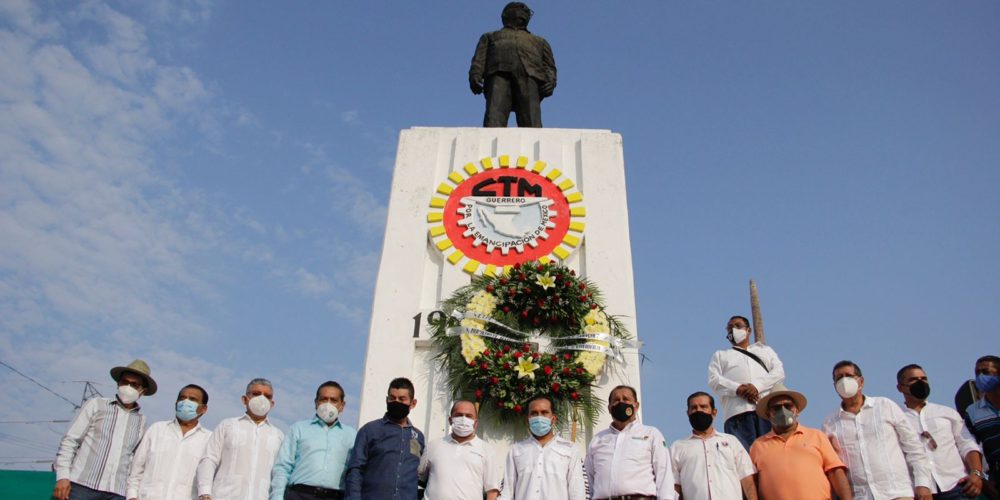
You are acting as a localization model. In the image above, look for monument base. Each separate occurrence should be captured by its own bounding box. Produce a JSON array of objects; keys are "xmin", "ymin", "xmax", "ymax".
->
[{"xmin": 358, "ymin": 127, "xmax": 642, "ymax": 454}]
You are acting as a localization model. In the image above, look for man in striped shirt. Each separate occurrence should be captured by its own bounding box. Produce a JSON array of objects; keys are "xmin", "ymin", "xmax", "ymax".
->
[{"xmin": 53, "ymin": 359, "xmax": 157, "ymax": 500}]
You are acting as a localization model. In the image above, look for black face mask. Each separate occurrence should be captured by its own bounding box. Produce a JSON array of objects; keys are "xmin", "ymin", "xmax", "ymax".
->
[
  {"xmin": 610, "ymin": 403, "xmax": 635, "ymax": 422},
  {"xmin": 688, "ymin": 411, "xmax": 714, "ymax": 432},
  {"xmin": 387, "ymin": 401, "xmax": 410, "ymax": 420},
  {"xmin": 909, "ymin": 380, "xmax": 931, "ymax": 400}
]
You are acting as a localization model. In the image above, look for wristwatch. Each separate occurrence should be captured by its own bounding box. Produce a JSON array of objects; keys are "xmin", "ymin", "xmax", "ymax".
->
[{"xmin": 971, "ymin": 469, "xmax": 989, "ymax": 480}]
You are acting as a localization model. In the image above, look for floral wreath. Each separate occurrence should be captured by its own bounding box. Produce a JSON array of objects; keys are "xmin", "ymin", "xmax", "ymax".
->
[{"xmin": 430, "ymin": 260, "xmax": 631, "ymax": 429}]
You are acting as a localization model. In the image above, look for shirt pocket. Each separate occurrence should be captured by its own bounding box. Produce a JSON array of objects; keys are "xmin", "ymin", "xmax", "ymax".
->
[
  {"xmin": 622, "ymin": 435, "xmax": 652, "ymax": 466},
  {"xmin": 544, "ymin": 447, "xmax": 574, "ymax": 476}
]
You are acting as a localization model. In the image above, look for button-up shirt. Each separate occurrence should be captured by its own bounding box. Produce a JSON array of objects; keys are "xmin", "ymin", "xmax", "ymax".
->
[
  {"xmin": 418, "ymin": 434, "xmax": 501, "ymax": 500},
  {"xmin": 196, "ymin": 414, "xmax": 284, "ymax": 500},
  {"xmin": 822, "ymin": 396, "xmax": 933, "ymax": 500},
  {"xmin": 900, "ymin": 401, "xmax": 981, "ymax": 493},
  {"xmin": 707, "ymin": 344, "xmax": 785, "ymax": 421},
  {"xmin": 126, "ymin": 419, "xmax": 211, "ymax": 500},
  {"xmin": 345, "ymin": 414, "xmax": 425, "ymax": 500},
  {"xmin": 55, "ymin": 397, "xmax": 146, "ymax": 496},
  {"xmin": 750, "ymin": 425, "xmax": 845, "ymax": 500},
  {"xmin": 965, "ymin": 397, "xmax": 1000, "ymax": 473},
  {"xmin": 671, "ymin": 431, "xmax": 753, "ymax": 500},
  {"xmin": 270, "ymin": 417, "xmax": 356, "ymax": 499},
  {"xmin": 501, "ymin": 435, "xmax": 586, "ymax": 500},
  {"xmin": 585, "ymin": 421, "xmax": 675, "ymax": 499}
]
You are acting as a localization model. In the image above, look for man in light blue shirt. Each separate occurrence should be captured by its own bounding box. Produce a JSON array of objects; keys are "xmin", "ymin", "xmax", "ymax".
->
[{"xmin": 271, "ymin": 381, "xmax": 356, "ymax": 500}]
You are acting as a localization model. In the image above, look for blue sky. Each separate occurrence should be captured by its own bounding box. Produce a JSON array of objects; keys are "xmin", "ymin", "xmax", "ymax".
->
[{"xmin": 1, "ymin": 0, "xmax": 998, "ymax": 468}]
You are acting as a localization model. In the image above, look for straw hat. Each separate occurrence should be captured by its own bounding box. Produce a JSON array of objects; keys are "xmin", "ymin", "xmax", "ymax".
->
[
  {"xmin": 110, "ymin": 359, "xmax": 157, "ymax": 396},
  {"xmin": 755, "ymin": 383, "xmax": 806, "ymax": 419}
]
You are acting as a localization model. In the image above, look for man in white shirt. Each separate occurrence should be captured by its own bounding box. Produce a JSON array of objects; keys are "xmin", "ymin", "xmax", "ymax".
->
[
  {"xmin": 418, "ymin": 400, "xmax": 500, "ymax": 500},
  {"xmin": 895, "ymin": 364, "xmax": 985, "ymax": 500},
  {"xmin": 197, "ymin": 378, "xmax": 285, "ymax": 500},
  {"xmin": 671, "ymin": 391, "xmax": 756, "ymax": 500},
  {"xmin": 500, "ymin": 395, "xmax": 585, "ymax": 500},
  {"xmin": 127, "ymin": 384, "xmax": 212, "ymax": 500},
  {"xmin": 585, "ymin": 385, "xmax": 674, "ymax": 500},
  {"xmin": 822, "ymin": 360, "xmax": 933, "ymax": 500},
  {"xmin": 54, "ymin": 359, "xmax": 156, "ymax": 500},
  {"xmin": 707, "ymin": 315, "xmax": 785, "ymax": 451}
]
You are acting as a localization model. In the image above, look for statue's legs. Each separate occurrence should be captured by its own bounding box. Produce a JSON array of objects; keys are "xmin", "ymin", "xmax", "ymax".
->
[
  {"xmin": 483, "ymin": 74, "xmax": 514, "ymax": 127},
  {"xmin": 483, "ymin": 73, "xmax": 542, "ymax": 128}
]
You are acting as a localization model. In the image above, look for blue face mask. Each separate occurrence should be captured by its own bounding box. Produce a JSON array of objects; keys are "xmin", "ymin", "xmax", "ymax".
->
[
  {"xmin": 176, "ymin": 400, "xmax": 200, "ymax": 422},
  {"xmin": 975, "ymin": 373, "xmax": 1000, "ymax": 394},
  {"xmin": 528, "ymin": 416, "xmax": 552, "ymax": 437}
]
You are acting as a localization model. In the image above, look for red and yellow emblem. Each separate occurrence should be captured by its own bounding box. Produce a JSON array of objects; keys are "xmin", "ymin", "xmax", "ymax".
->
[{"xmin": 427, "ymin": 155, "xmax": 586, "ymax": 275}]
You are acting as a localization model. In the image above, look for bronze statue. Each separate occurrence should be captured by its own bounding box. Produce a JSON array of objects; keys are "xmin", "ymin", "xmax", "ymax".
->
[{"xmin": 469, "ymin": 2, "xmax": 556, "ymax": 128}]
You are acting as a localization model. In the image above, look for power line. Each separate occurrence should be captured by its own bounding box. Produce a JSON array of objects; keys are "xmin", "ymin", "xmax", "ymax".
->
[
  {"xmin": 0, "ymin": 359, "xmax": 79, "ymax": 409},
  {"xmin": 0, "ymin": 420, "xmax": 70, "ymax": 424}
]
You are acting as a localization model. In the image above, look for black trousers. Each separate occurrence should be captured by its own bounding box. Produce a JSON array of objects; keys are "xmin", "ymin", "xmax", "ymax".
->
[
  {"xmin": 284, "ymin": 486, "xmax": 344, "ymax": 500},
  {"xmin": 483, "ymin": 72, "xmax": 542, "ymax": 128}
]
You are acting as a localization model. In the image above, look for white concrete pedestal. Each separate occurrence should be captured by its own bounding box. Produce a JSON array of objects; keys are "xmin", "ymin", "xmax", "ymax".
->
[{"xmin": 358, "ymin": 127, "xmax": 642, "ymax": 452}]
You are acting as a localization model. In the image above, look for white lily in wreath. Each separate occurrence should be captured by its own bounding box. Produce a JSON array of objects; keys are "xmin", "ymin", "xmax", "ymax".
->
[
  {"xmin": 515, "ymin": 358, "xmax": 540, "ymax": 379},
  {"xmin": 535, "ymin": 272, "xmax": 556, "ymax": 290}
]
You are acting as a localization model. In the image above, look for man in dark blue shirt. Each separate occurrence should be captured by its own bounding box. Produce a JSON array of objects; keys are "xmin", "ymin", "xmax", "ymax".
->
[{"xmin": 346, "ymin": 377, "xmax": 425, "ymax": 500}]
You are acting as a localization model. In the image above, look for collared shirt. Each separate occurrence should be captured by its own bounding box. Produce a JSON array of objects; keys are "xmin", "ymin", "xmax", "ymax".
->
[
  {"xmin": 707, "ymin": 343, "xmax": 785, "ymax": 421},
  {"xmin": 55, "ymin": 397, "xmax": 145, "ymax": 496},
  {"xmin": 901, "ymin": 401, "xmax": 982, "ymax": 493},
  {"xmin": 500, "ymin": 435, "xmax": 586, "ymax": 500},
  {"xmin": 196, "ymin": 414, "xmax": 284, "ymax": 500},
  {"xmin": 345, "ymin": 414, "xmax": 425, "ymax": 500},
  {"xmin": 270, "ymin": 417, "xmax": 356, "ymax": 500},
  {"xmin": 418, "ymin": 434, "xmax": 501, "ymax": 500},
  {"xmin": 822, "ymin": 396, "xmax": 933, "ymax": 500},
  {"xmin": 750, "ymin": 425, "xmax": 845, "ymax": 500},
  {"xmin": 671, "ymin": 431, "xmax": 754, "ymax": 500},
  {"xmin": 126, "ymin": 419, "xmax": 211, "ymax": 500},
  {"xmin": 585, "ymin": 421, "xmax": 675, "ymax": 499},
  {"xmin": 965, "ymin": 397, "xmax": 1000, "ymax": 472}
]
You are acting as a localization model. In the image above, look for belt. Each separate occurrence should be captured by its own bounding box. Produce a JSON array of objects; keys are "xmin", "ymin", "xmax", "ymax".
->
[
  {"xmin": 288, "ymin": 483, "xmax": 344, "ymax": 499},
  {"xmin": 600, "ymin": 496, "xmax": 655, "ymax": 500}
]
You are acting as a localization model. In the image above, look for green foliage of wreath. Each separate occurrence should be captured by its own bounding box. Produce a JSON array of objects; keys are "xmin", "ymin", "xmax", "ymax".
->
[{"xmin": 429, "ymin": 260, "xmax": 630, "ymax": 429}]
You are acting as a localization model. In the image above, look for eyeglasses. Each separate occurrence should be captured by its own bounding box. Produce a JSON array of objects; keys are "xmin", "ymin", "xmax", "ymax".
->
[{"xmin": 118, "ymin": 379, "xmax": 143, "ymax": 390}]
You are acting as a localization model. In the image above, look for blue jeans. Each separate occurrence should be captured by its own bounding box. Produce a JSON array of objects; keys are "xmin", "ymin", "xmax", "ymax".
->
[
  {"xmin": 724, "ymin": 411, "xmax": 772, "ymax": 451},
  {"xmin": 68, "ymin": 482, "xmax": 124, "ymax": 500}
]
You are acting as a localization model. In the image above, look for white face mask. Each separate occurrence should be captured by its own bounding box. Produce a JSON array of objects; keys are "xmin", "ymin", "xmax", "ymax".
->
[
  {"xmin": 730, "ymin": 328, "xmax": 749, "ymax": 344},
  {"xmin": 316, "ymin": 402, "xmax": 340, "ymax": 424},
  {"xmin": 247, "ymin": 394, "xmax": 272, "ymax": 417},
  {"xmin": 835, "ymin": 376, "xmax": 860, "ymax": 399},
  {"xmin": 117, "ymin": 385, "xmax": 141, "ymax": 405},
  {"xmin": 450, "ymin": 416, "xmax": 476, "ymax": 437}
]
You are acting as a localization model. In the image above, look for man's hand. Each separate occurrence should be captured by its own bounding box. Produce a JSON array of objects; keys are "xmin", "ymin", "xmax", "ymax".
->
[
  {"xmin": 958, "ymin": 473, "xmax": 983, "ymax": 497},
  {"xmin": 470, "ymin": 78, "xmax": 483, "ymax": 95},
  {"xmin": 52, "ymin": 479, "xmax": 71, "ymax": 500},
  {"xmin": 736, "ymin": 384, "xmax": 759, "ymax": 403},
  {"xmin": 540, "ymin": 80, "xmax": 555, "ymax": 97},
  {"xmin": 914, "ymin": 486, "xmax": 932, "ymax": 500}
]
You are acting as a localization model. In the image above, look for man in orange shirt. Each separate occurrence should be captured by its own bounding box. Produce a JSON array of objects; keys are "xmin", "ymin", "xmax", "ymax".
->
[{"xmin": 749, "ymin": 384, "xmax": 852, "ymax": 500}]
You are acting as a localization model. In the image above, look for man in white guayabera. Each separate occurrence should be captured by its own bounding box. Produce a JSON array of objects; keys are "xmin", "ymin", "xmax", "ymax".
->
[
  {"xmin": 197, "ymin": 378, "xmax": 285, "ymax": 500},
  {"xmin": 708, "ymin": 315, "xmax": 785, "ymax": 451},
  {"xmin": 418, "ymin": 400, "xmax": 501, "ymax": 500}
]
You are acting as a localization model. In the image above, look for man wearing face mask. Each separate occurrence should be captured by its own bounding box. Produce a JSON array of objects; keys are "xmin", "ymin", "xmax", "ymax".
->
[
  {"xmin": 671, "ymin": 391, "xmax": 756, "ymax": 500},
  {"xmin": 271, "ymin": 381, "xmax": 356, "ymax": 500},
  {"xmin": 197, "ymin": 378, "xmax": 284, "ymax": 500},
  {"xmin": 822, "ymin": 360, "xmax": 934, "ymax": 500},
  {"xmin": 54, "ymin": 359, "xmax": 156, "ymax": 500},
  {"xmin": 346, "ymin": 377, "xmax": 425, "ymax": 500},
  {"xmin": 126, "ymin": 384, "xmax": 211, "ymax": 500},
  {"xmin": 585, "ymin": 385, "xmax": 674, "ymax": 500},
  {"xmin": 964, "ymin": 355, "xmax": 1000, "ymax": 499},
  {"xmin": 707, "ymin": 315, "xmax": 785, "ymax": 451},
  {"xmin": 418, "ymin": 400, "xmax": 500, "ymax": 500},
  {"xmin": 896, "ymin": 364, "xmax": 985, "ymax": 500},
  {"xmin": 500, "ymin": 395, "xmax": 586, "ymax": 500},
  {"xmin": 749, "ymin": 383, "xmax": 852, "ymax": 500}
]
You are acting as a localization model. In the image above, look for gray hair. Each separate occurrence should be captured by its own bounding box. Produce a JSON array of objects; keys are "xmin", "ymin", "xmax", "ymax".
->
[{"xmin": 245, "ymin": 378, "xmax": 273, "ymax": 394}]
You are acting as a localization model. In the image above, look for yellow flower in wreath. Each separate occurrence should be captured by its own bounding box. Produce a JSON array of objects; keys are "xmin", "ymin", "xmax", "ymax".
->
[
  {"xmin": 515, "ymin": 358, "xmax": 540, "ymax": 379},
  {"xmin": 535, "ymin": 272, "xmax": 556, "ymax": 290}
]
